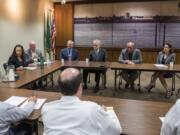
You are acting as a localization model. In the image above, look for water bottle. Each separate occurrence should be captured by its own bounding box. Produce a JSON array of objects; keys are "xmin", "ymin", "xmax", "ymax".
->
[
  {"xmin": 8, "ymin": 65, "xmax": 15, "ymax": 81},
  {"xmin": 40, "ymin": 56, "xmax": 45, "ymax": 69}
]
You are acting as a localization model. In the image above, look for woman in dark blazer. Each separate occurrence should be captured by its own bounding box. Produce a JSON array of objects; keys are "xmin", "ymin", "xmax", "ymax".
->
[
  {"xmin": 145, "ymin": 43, "xmax": 176, "ymax": 98},
  {"xmin": 8, "ymin": 44, "xmax": 31, "ymax": 71}
]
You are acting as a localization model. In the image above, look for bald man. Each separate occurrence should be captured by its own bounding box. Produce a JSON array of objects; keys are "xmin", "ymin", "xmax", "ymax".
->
[
  {"xmin": 41, "ymin": 68, "xmax": 122, "ymax": 135},
  {"xmin": 26, "ymin": 41, "xmax": 42, "ymax": 62},
  {"xmin": 119, "ymin": 42, "xmax": 142, "ymax": 89},
  {"xmin": 59, "ymin": 40, "xmax": 79, "ymax": 61}
]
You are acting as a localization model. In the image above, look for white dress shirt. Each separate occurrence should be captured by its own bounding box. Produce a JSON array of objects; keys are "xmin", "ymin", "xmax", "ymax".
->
[
  {"xmin": 41, "ymin": 96, "xmax": 122, "ymax": 135},
  {"xmin": 161, "ymin": 99, "xmax": 180, "ymax": 135}
]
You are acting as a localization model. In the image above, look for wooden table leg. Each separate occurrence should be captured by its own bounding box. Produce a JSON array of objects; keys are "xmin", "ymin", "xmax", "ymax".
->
[
  {"xmin": 114, "ymin": 70, "xmax": 117, "ymax": 96},
  {"xmin": 138, "ymin": 71, "xmax": 141, "ymax": 92}
]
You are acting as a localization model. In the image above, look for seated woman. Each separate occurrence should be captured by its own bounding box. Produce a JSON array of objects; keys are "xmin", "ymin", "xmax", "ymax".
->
[
  {"xmin": 145, "ymin": 43, "xmax": 176, "ymax": 98},
  {"xmin": 8, "ymin": 44, "xmax": 32, "ymax": 71}
]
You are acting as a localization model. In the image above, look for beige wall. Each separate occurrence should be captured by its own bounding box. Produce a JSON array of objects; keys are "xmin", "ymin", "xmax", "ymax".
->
[
  {"xmin": 0, "ymin": 0, "xmax": 53, "ymax": 71},
  {"xmin": 74, "ymin": 1, "xmax": 180, "ymax": 18}
]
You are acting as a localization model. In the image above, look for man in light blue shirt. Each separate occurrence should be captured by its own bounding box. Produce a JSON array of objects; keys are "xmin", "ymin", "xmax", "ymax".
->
[
  {"xmin": 42, "ymin": 68, "xmax": 122, "ymax": 135},
  {"xmin": 0, "ymin": 96, "xmax": 36, "ymax": 135}
]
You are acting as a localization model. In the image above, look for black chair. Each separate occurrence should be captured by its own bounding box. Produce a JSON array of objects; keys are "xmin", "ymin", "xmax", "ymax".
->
[
  {"xmin": 149, "ymin": 72, "xmax": 176, "ymax": 96},
  {"xmin": 163, "ymin": 72, "xmax": 175, "ymax": 94},
  {"xmin": 118, "ymin": 70, "xmax": 141, "ymax": 91},
  {"xmin": 3, "ymin": 62, "xmax": 8, "ymax": 73},
  {"xmin": 88, "ymin": 69, "xmax": 107, "ymax": 89}
]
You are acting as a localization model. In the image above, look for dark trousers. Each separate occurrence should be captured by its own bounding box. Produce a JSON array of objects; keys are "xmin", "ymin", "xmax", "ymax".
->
[
  {"xmin": 9, "ymin": 123, "xmax": 34, "ymax": 135},
  {"xmin": 83, "ymin": 69, "xmax": 101, "ymax": 86},
  {"xmin": 121, "ymin": 70, "xmax": 139, "ymax": 85}
]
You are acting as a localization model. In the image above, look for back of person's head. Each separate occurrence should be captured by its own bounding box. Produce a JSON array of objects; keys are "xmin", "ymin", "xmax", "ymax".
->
[
  {"xmin": 11, "ymin": 44, "xmax": 25, "ymax": 58},
  {"xmin": 58, "ymin": 68, "xmax": 82, "ymax": 96}
]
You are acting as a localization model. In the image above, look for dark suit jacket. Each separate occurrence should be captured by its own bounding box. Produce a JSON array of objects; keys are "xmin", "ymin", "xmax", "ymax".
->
[
  {"xmin": 59, "ymin": 48, "xmax": 79, "ymax": 61},
  {"xmin": 89, "ymin": 49, "xmax": 107, "ymax": 62},
  {"xmin": 157, "ymin": 51, "xmax": 176, "ymax": 64},
  {"xmin": 119, "ymin": 48, "xmax": 142, "ymax": 64}
]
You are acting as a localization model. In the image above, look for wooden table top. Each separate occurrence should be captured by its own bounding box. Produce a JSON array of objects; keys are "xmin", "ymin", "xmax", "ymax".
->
[
  {"xmin": 0, "ymin": 61, "xmax": 62, "ymax": 88},
  {"xmin": 110, "ymin": 62, "xmax": 180, "ymax": 72},
  {"xmin": 0, "ymin": 87, "xmax": 61, "ymax": 121},
  {"xmin": 62, "ymin": 60, "xmax": 110, "ymax": 69},
  {"xmin": 0, "ymin": 87, "xmax": 173, "ymax": 135},
  {"xmin": 1, "ymin": 61, "xmax": 180, "ymax": 89}
]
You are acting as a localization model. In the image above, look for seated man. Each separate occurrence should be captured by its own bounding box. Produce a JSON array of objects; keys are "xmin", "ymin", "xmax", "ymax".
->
[
  {"xmin": 41, "ymin": 68, "xmax": 122, "ymax": 135},
  {"xmin": 119, "ymin": 42, "xmax": 142, "ymax": 89},
  {"xmin": 0, "ymin": 96, "xmax": 37, "ymax": 135},
  {"xmin": 160, "ymin": 99, "xmax": 180, "ymax": 135},
  {"xmin": 83, "ymin": 39, "xmax": 107, "ymax": 93},
  {"xmin": 26, "ymin": 41, "xmax": 42, "ymax": 62},
  {"xmin": 59, "ymin": 40, "xmax": 79, "ymax": 61}
]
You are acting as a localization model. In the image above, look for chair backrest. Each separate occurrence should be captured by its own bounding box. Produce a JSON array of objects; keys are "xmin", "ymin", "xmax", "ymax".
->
[
  {"xmin": 3, "ymin": 63, "xmax": 8, "ymax": 73},
  {"xmin": 175, "ymin": 126, "xmax": 180, "ymax": 135},
  {"xmin": 163, "ymin": 72, "xmax": 173, "ymax": 78}
]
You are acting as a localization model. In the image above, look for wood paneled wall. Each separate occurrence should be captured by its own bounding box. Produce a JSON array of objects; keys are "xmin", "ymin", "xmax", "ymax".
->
[
  {"xmin": 54, "ymin": 3, "xmax": 180, "ymax": 64},
  {"xmin": 54, "ymin": 3, "xmax": 73, "ymax": 46}
]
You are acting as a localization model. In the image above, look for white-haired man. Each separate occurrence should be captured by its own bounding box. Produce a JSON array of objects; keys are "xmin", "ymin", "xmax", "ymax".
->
[
  {"xmin": 26, "ymin": 41, "xmax": 42, "ymax": 62},
  {"xmin": 83, "ymin": 39, "xmax": 107, "ymax": 93}
]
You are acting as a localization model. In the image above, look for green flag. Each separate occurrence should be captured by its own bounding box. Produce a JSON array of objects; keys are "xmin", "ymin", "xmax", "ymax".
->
[{"xmin": 45, "ymin": 10, "xmax": 52, "ymax": 52}]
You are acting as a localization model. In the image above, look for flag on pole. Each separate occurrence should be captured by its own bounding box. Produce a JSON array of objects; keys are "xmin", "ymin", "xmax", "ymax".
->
[
  {"xmin": 44, "ymin": 9, "xmax": 56, "ymax": 60},
  {"xmin": 51, "ymin": 16, "xmax": 56, "ymax": 54},
  {"xmin": 45, "ymin": 10, "xmax": 51, "ymax": 52}
]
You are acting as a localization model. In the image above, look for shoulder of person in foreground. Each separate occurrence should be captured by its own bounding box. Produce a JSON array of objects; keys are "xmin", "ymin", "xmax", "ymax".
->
[
  {"xmin": 41, "ymin": 100, "xmax": 60, "ymax": 113},
  {"xmin": 82, "ymin": 100, "xmax": 122, "ymax": 134}
]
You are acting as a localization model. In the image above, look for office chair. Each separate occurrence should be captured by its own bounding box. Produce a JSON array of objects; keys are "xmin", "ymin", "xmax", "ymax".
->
[
  {"xmin": 88, "ymin": 69, "xmax": 107, "ymax": 89},
  {"xmin": 118, "ymin": 70, "xmax": 141, "ymax": 91},
  {"xmin": 3, "ymin": 62, "xmax": 8, "ymax": 73}
]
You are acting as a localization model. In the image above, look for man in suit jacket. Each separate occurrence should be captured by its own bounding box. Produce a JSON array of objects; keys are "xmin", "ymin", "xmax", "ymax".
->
[
  {"xmin": 41, "ymin": 68, "xmax": 122, "ymax": 135},
  {"xmin": 26, "ymin": 41, "xmax": 43, "ymax": 62},
  {"xmin": 119, "ymin": 42, "xmax": 142, "ymax": 89},
  {"xmin": 59, "ymin": 40, "xmax": 79, "ymax": 61},
  {"xmin": 83, "ymin": 39, "xmax": 107, "ymax": 93},
  {"xmin": 0, "ymin": 96, "xmax": 37, "ymax": 135}
]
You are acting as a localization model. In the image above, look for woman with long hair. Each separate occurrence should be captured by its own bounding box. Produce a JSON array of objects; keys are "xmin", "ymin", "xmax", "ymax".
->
[
  {"xmin": 145, "ymin": 43, "xmax": 176, "ymax": 98},
  {"xmin": 8, "ymin": 44, "xmax": 31, "ymax": 71}
]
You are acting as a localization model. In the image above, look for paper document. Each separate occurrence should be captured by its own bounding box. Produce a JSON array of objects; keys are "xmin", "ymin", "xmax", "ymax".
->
[
  {"xmin": 154, "ymin": 64, "xmax": 168, "ymax": 68},
  {"xmin": 24, "ymin": 67, "xmax": 37, "ymax": 70},
  {"xmin": 106, "ymin": 107, "xmax": 118, "ymax": 119},
  {"xmin": 20, "ymin": 98, "xmax": 46, "ymax": 109},
  {"xmin": 159, "ymin": 117, "xmax": 165, "ymax": 122},
  {"xmin": 4, "ymin": 96, "xmax": 27, "ymax": 106},
  {"xmin": 44, "ymin": 61, "xmax": 52, "ymax": 65}
]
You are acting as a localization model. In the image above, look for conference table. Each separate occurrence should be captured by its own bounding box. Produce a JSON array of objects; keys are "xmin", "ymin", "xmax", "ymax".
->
[
  {"xmin": 0, "ymin": 61, "xmax": 110, "ymax": 89},
  {"xmin": 110, "ymin": 62, "xmax": 180, "ymax": 94},
  {"xmin": 0, "ymin": 61, "xmax": 62, "ymax": 88},
  {"xmin": 0, "ymin": 87, "xmax": 173, "ymax": 135},
  {"xmin": 62, "ymin": 60, "xmax": 110, "ymax": 69}
]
